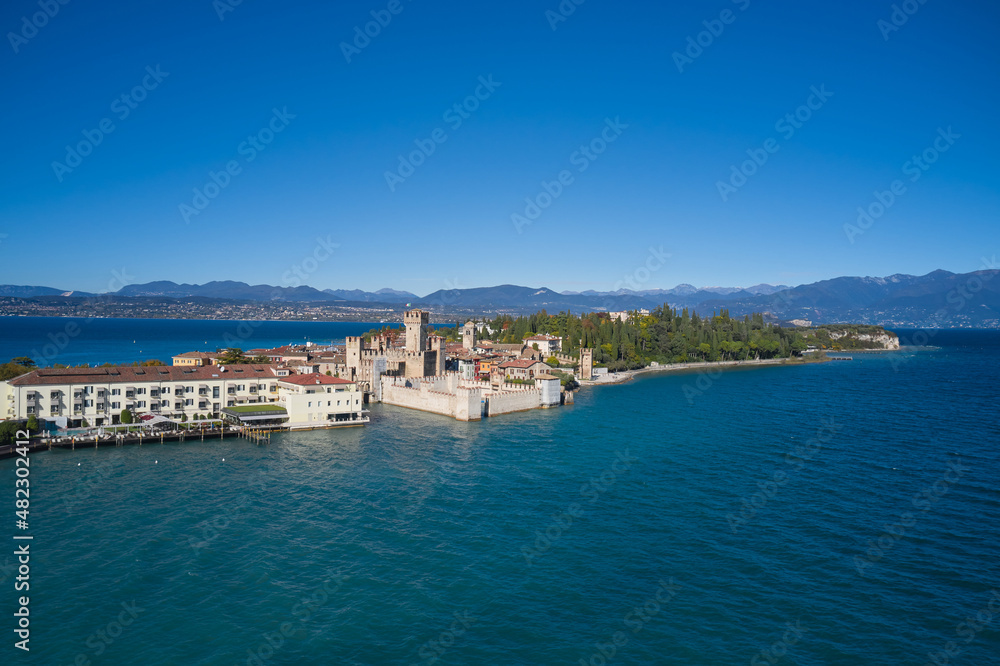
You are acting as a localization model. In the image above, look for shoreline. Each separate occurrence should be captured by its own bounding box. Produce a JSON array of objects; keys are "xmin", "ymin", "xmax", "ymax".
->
[
  {"xmin": 578, "ymin": 357, "xmax": 821, "ymax": 387},
  {"xmin": 579, "ymin": 347, "xmax": 908, "ymax": 387}
]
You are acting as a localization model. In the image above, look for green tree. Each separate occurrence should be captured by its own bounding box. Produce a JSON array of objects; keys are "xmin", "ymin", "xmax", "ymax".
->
[
  {"xmin": 120, "ymin": 408, "xmax": 134, "ymax": 425},
  {"xmin": 0, "ymin": 361, "xmax": 34, "ymax": 381},
  {"xmin": 26, "ymin": 415, "xmax": 39, "ymax": 433},
  {"xmin": 0, "ymin": 420, "xmax": 24, "ymax": 445}
]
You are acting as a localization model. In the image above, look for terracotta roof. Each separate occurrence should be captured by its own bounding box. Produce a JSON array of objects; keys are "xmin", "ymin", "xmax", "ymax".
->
[
  {"xmin": 8, "ymin": 364, "xmax": 279, "ymax": 386},
  {"xmin": 173, "ymin": 351, "xmax": 220, "ymax": 359},
  {"xmin": 499, "ymin": 359, "xmax": 549, "ymax": 369},
  {"xmin": 278, "ymin": 374, "xmax": 354, "ymax": 386},
  {"xmin": 491, "ymin": 343, "xmax": 525, "ymax": 352}
]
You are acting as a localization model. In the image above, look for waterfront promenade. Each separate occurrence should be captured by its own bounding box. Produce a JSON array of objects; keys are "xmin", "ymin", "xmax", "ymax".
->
[{"xmin": 0, "ymin": 424, "xmax": 268, "ymax": 460}]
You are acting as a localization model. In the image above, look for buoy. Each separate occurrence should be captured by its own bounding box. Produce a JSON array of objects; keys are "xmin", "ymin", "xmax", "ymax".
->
[{"xmin": 155, "ymin": 460, "xmax": 158, "ymax": 464}]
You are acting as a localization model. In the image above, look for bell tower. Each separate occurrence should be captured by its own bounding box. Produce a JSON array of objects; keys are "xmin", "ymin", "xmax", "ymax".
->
[{"xmin": 462, "ymin": 321, "xmax": 476, "ymax": 350}]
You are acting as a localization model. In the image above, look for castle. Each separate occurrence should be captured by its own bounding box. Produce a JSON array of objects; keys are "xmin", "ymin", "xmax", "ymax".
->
[
  {"xmin": 344, "ymin": 309, "xmax": 445, "ymax": 395},
  {"xmin": 343, "ymin": 309, "xmax": 587, "ymax": 421}
]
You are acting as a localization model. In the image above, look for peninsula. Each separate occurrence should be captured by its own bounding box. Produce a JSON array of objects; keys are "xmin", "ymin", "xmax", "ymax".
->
[{"xmin": 0, "ymin": 306, "xmax": 898, "ymax": 444}]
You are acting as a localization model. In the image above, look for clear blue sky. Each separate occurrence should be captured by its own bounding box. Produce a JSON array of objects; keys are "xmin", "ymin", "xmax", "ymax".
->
[{"xmin": 2, "ymin": 0, "xmax": 998, "ymax": 295}]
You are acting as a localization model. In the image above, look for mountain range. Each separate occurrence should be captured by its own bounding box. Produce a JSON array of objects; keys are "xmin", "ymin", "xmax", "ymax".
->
[{"xmin": 2, "ymin": 269, "xmax": 998, "ymax": 326}]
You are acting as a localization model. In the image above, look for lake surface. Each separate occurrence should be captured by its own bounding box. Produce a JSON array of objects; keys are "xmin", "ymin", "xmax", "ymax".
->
[
  {"xmin": 0, "ymin": 317, "xmax": 398, "ymax": 366},
  {"xmin": 2, "ymin": 325, "xmax": 998, "ymax": 664}
]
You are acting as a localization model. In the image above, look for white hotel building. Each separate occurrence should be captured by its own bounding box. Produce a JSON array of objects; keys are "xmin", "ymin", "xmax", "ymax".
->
[{"xmin": 0, "ymin": 364, "xmax": 365, "ymax": 429}]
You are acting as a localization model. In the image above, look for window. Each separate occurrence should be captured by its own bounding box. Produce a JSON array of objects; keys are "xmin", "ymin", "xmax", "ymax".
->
[
  {"xmin": 185, "ymin": 387, "xmax": 193, "ymax": 394},
  {"xmin": 185, "ymin": 399, "xmax": 193, "ymax": 406},
  {"xmin": 137, "ymin": 388, "xmax": 146, "ymax": 395},
  {"xmin": 308, "ymin": 401, "xmax": 312, "ymax": 407},
  {"xmin": 112, "ymin": 389, "xmax": 121, "ymax": 396},
  {"xmin": 213, "ymin": 387, "xmax": 219, "ymax": 398},
  {"xmin": 111, "ymin": 402, "xmax": 120, "ymax": 409},
  {"xmin": 137, "ymin": 401, "xmax": 146, "ymax": 408}
]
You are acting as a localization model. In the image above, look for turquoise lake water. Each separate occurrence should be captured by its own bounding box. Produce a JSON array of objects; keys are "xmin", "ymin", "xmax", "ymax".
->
[
  {"xmin": 2, "ymin": 327, "xmax": 999, "ymax": 664},
  {"xmin": 0, "ymin": 317, "xmax": 395, "ymax": 367}
]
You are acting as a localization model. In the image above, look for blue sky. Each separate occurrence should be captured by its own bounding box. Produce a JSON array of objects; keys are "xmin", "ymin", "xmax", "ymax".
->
[{"xmin": 1, "ymin": 0, "xmax": 998, "ymax": 295}]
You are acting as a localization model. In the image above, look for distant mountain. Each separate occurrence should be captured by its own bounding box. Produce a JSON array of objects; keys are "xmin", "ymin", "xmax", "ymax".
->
[
  {"xmin": 71, "ymin": 280, "xmax": 417, "ymax": 305},
  {"xmin": 323, "ymin": 288, "xmax": 418, "ymax": 303},
  {"xmin": 0, "ymin": 285, "xmax": 93, "ymax": 298},
  {"xmin": 744, "ymin": 283, "xmax": 791, "ymax": 296},
  {"xmin": 419, "ymin": 284, "xmax": 654, "ymax": 312},
  {"xmin": 558, "ymin": 283, "xmax": 791, "ymax": 305},
  {"xmin": 3, "ymin": 271, "xmax": 996, "ymax": 326},
  {"xmin": 701, "ymin": 269, "xmax": 1000, "ymax": 327},
  {"xmin": 117, "ymin": 281, "xmax": 335, "ymax": 302}
]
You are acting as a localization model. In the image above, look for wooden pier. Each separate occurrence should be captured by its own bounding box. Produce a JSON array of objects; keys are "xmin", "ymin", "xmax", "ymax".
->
[{"xmin": 0, "ymin": 424, "xmax": 266, "ymax": 460}]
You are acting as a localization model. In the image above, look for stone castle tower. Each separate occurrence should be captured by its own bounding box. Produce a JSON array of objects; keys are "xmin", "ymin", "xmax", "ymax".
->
[
  {"xmin": 345, "ymin": 335, "xmax": 363, "ymax": 370},
  {"xmin": 404, "ymin": 309, "xmax": 429, "ymax": 353},
  {"xmin": 579, "ymin": 348, "xmax": 594, "ymax": 381},
  {"xmin": 462, "ymin": 321, "xmax": 476, "ymax": 350}
]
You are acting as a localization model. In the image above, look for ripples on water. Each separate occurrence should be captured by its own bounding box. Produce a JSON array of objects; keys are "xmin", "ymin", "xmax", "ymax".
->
[{"xmin": 8, "ymin": 330, "xmax": 1000, "ymax": 664}]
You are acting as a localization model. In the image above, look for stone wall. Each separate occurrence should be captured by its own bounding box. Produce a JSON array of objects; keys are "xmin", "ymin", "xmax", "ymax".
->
[
  {"xmin": 486, "ymin": 388, "xmax": 541, "ymax": 416},
  {"xmin": 380, "ymin": 374, "xmax": 483, "ymax": 421},
  {"xmin": 380, "ymin": 373, "xmax": 557, "ymax": 420}
]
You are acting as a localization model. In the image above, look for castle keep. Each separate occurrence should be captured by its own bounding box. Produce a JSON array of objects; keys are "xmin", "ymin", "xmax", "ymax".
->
[
  {"xmin": 344, "ymin": 309, "xmax": 446, "ymax": 394},
  {"xmin": 341, "ymin": 309, "xmax": 578, "ymax": 421}
]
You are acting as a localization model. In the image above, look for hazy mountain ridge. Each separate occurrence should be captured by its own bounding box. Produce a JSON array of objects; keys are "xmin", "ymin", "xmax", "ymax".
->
[
  {"xmin": 1, "ymin": 271, "xmax": 997, "ymax": 326},
  {"xmin": 699, "ymin": 270, "xmax": 1000, "ymax": 326}
]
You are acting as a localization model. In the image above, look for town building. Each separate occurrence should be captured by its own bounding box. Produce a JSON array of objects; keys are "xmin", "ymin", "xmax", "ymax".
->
[
  {"xmin": 172, "ymin": 352, "xmax": 220, "ymax": 366},
  {"xmin": 524, "ymin": 334, "xmax": 563, "ymax": 354},
  {"xmin": 274, "ymin": 374, "xmax": 367, "ymax": 427},
  {"xmin": 609, "ymin": 309, "xmax": 650, "ymax": 322},
  {"xmin": 0, "ymin": 364, "xmax": 291, "ymax": 428},
  {"xmin": 497, "ymin": 359, "xmax": 552, "ymax": 381}
]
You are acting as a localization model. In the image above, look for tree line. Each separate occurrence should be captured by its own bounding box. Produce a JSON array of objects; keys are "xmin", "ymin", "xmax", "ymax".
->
[{"xmin": 436, "ymin": 308, "xmax": 822, "ymax": 371}]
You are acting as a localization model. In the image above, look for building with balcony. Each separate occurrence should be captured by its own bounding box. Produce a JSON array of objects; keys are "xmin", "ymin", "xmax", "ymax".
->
[
  {"xmin": 0, "ymin": 364, "xmax": 285, "ymax": 428},
  {"xmin": 275, "ymin": 374, "xmax": 367, "ymax": 427}
]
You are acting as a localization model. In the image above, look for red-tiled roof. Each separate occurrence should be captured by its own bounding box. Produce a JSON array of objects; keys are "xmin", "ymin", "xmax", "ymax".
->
[
  {"xmin": 8, "ymin": 364, "xmax": 279, "ymax": 386},
  {"xmin": 278, "ymin": 374, "xmax": 354, "ymax": 386},
  {"xmin": 498, "ymin": 359, "xmax": 549, "ymax": 369},
  {"xmin": 173, "ymin": 351, "xmax": 220, "ymax": 358}
]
